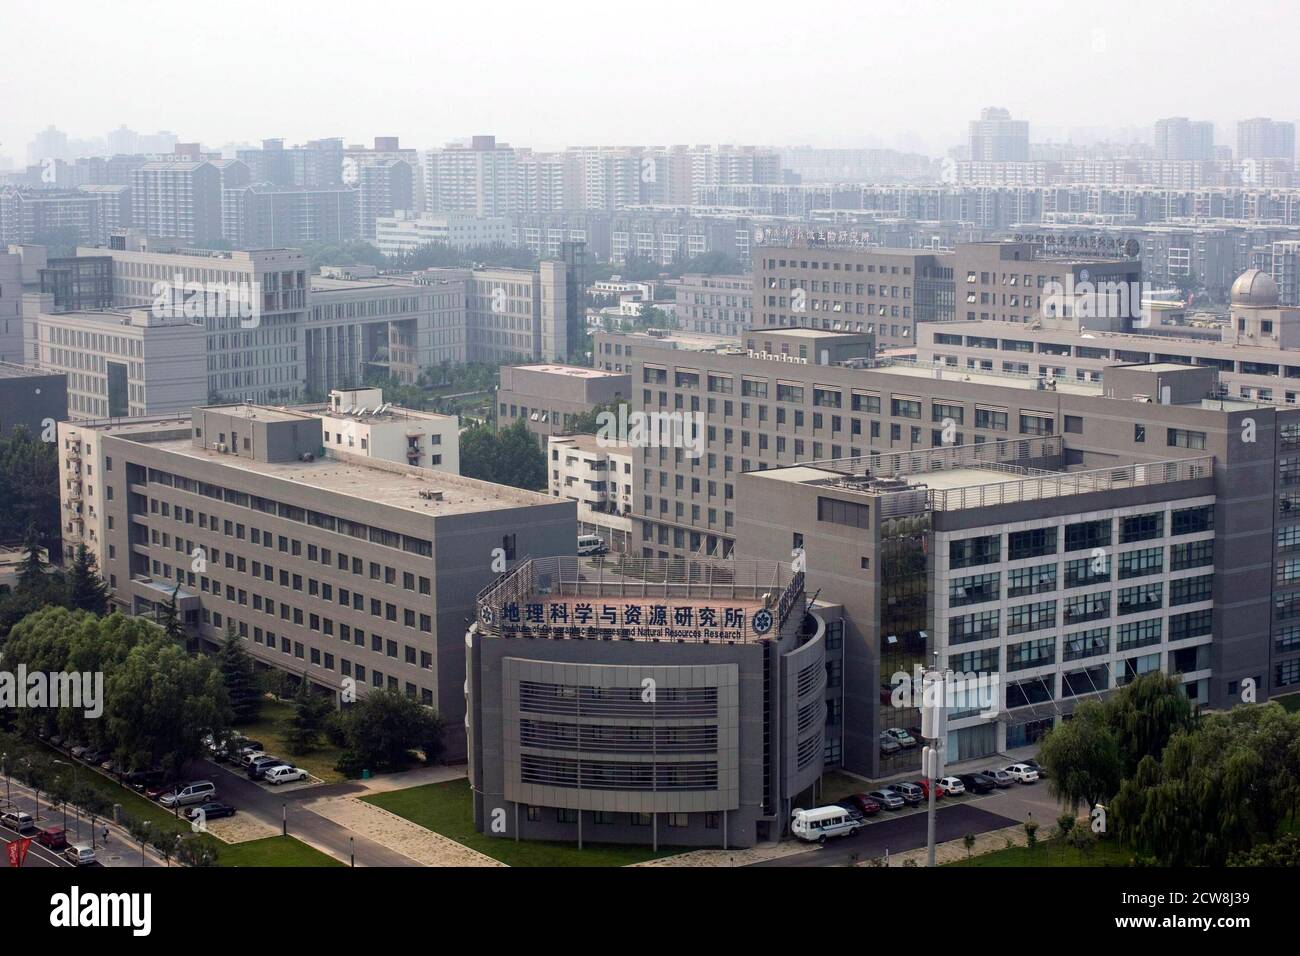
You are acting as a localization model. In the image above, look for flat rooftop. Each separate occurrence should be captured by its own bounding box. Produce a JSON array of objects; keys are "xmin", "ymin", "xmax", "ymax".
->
[
  {"xmin": 110, "ymin": 431, "xmax": 555, "ymax": 516},
  {"xmin": 0, "ymin": 361, "xmax": 58, "ymax": 379},
  {"xmin": 879, "ymin": 361, "xmax": 1101, "ymax": 396},
  {"xmin": 206, "ymin": 404, "xmax": 306, "ymax": 424},
  {"xmin": 747, "ymin": 326, "xmax": 870, "ymax": 338},
  {"xmin": 513, "ymin": 364, "xmax": 624, "ymax": 379},
  {"xmin": 551, "ymin": 433, "xmax": 629, "ymax": 453}
]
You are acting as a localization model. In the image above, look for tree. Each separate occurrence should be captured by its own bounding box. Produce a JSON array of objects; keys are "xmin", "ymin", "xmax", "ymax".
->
[
  {"xmin": 0, "ymin": 425, "xmax": 61, "ymax": 549},
  {"xmin": 217, "ymin": 624, "xmax": 263, "ymax": 724},
  {"xmin": 333, "ymin": 690, "xmax": 443, "ymax": 775},
  {"xmin": 66, "ymin": 544, "xmax": 109, "ymax": 615},
  {"xmin": 1228, "ymin": 833, "xmax": 1300, "ymax": 867},
  {"xmin": 286, "ymin": 676, "xmax": 333, "ymax": 754},
  {"xmin": 962, "ymin": 833, "xmax": 976, "ymax": 859},
  {"xmin": 17, "ymin": 524, "xmax": 49, "ymax": 591},
  {"xmin": 1038, "ymin": 700, "xmax": 1123, "ymax": 812},
  {"xmin": 495, "ymin": 419, "xmax": 546, "ymax": 490},
  {"xmin": 1104, "ymin": 671, "xmax": 1195, "ymax": 777},
  {"xmin": 157, "ymin": 586, "xmax": 185, "ymax": 646}
]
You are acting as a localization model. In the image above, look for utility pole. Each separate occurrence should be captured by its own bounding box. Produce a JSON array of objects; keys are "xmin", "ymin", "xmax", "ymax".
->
[{"xmin": 921, "ymin": 658, "xmax": 946, "ymax": 867}]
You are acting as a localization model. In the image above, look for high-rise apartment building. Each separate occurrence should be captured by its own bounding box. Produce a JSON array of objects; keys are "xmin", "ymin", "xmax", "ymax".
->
[
  {"xmin": 221, "ymin": 184, "xmax": 359, "ymax": 248},
  {"xmin": 425, "ymin": 136, "xmax": 518, "ymax": 218},
  {"xmin": 130, "ymin": 160, "xmax": 225, "ymax": 245},
  {"xmin": 1238, "ymin": 117, "xmax": 1296, "ymax": 161},
  {"xmin": 1154, "ymin": 117, "xmax": 1216, "ymax": 161},
  {"xmin": 968, "ymin": 108, "xmax": 1030, "ymax": 163}
]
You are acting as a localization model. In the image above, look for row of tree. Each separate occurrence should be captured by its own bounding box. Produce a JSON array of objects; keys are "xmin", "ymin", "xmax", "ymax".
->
[
  {"xmin": 460, "ymin": 419, "xmax": 546, "ymax": 491},
  {"xmin": 1039, "ymin": 672, "xmax": 1300, "ymax": 865}
]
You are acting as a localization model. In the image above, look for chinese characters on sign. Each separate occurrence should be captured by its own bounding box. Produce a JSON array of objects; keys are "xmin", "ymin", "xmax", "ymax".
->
[{"xmin": 488, "ymin": 601, "xmax": 766, "ymax": 641}]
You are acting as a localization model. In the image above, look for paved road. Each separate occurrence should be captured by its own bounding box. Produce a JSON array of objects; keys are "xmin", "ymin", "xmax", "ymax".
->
[
  {"xmin": 756, "ymin": 796, "xmax": 1022, "ymax": 867},
  {"xmin": 195, "ymin": 758, "xmax": 417, "ymax": 866}
]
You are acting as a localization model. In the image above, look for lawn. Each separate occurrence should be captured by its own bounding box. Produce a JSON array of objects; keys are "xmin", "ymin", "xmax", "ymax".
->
[
  {"xmin": 216, "ymin": 835, "xmax": 344, "ymax": 867},
  {"xmin": 364, "ymin": 778, "xmax": 679, "ymax": 867},
  {"xmin": 948, "ymin": 836, "xmax": 1134, "ymax": 867},
  {"xmin": 235, "ymin": 698, "xmax": 347, "ymax": 784}
]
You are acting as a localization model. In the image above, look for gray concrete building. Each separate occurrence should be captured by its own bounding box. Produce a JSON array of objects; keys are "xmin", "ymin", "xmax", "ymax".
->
[
  {"xmin": 752, "ymin": 242, "xmax": 955, "ymax": 350},
  {"xmin": 670, "ymin": 273, "xmax": 753, "ymax": 337},
  {"xmin": 466, "ymin": 554, "xmax": 820, "ymax": 847},
  {"xmin": 58, "ymin": 405, "xmax": 576, "ymax": 758},
  {"xmin": 0, "ymin": 361, "xmax": 66, "ymax": 437},
  {"xmin": 497, "ymin": 363, "xmax": 630, "ymax": 444}
]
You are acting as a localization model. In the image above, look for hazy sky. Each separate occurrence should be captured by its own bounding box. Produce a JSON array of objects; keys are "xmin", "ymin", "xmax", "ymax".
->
[{"xmin": 3, "ymin": 0, "xmax": 1297, "ymax": 163}]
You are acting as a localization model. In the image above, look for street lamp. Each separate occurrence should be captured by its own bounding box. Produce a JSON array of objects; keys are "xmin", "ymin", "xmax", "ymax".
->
[
  {"xmin": 52, "ymin": 759, "xmax": 80, "ymax": 837},
  {"xmin": 1, "ymin": 752, "xmax": 10, "ymax": 808}
]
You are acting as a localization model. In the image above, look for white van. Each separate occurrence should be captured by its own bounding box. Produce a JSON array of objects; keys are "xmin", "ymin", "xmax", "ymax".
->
[
  {"xmin": 790, "ymin": 805, "xmax": 864, "ymax": 843},
  {"xmin": 159, "ymin": 780, "xmax": 217, "ymax": 808},
  {"xmin": 577, "ymin": 535, "xmax": 607, "ymax": 556}
]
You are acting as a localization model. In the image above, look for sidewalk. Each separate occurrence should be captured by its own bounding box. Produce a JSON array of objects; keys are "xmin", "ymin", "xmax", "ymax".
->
[{"xmin": 1, "ymin": 778, "xmax": 167, "ymax": 867}]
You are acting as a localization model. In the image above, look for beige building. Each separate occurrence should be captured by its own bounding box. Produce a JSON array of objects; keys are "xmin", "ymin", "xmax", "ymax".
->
[
  {"xmin": 497, "ymin": 363, "xmax": 630, "ymax": 444},
  {"xmin": 547, "ymin": 433, "xmax": 633, "ymax": 552}
]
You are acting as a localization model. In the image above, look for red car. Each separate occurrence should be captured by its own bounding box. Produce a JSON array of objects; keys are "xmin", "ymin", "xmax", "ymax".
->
[
  {"xmin": 36, "ymin": 826, "xmax": 68, "ymax": 850},
  {"xmin": 848, "ymin": 793, "xmax": 882, "ymax": 816},
  {"xmin": 914, "ymin": 779, "xmax": 946, "ymax": 800},
  {"xmin": 144, "ymin": 781, "xmax": 177, "ymax": 801}
]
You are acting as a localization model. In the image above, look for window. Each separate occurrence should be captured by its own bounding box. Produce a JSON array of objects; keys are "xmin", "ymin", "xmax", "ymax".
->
[
  {"xmin": 1117, "ymin": 583, "xmax": 1162, "ymax": 615},
  {"xmin": 950, "ymin": 534, "xmax": 1000, "ymax": 570},
  {"xmin": 1169, "ymin": 574, "xmax": 1213, "ymax": 606},
  {"xmin": 1008, "ymin": 527, "xmax": 1057, "ymax": 561},
  {"xmin": 1007, "ymin": 600, "xmax": 1056, "ymax": 636},
  {"xmin": 949, "ymin": 572, "xmax": 1000, "ymax": 607},
  {"xmin": 817, "ymin": 496, "xmax": 869, "ymax": 529},
  {"xmin": 1064, "ymin": 591, "xmax": 1110, "ymax": 624},
  {"xmin": 1117, "ymin": 618, "xmax": 1162, "ymax": 651},
  {"xmin": 975, "ymin": 408, "xmax": 1008, "ymax": 431},
  {"xmin": 1065, "ymin": 519, "xmax": 1111, "ymax": 552},
  {"xmin": 1064, "ymin": 555, "xmax": 1110, "ymax": 588},
  {"xmin": 1120, "ymin": 512, "xmax": 1163, "ymax": 543},
  {"xmin": 1019, "ymin": 413, "xmax": 1054, "ymax": 436},
  {"xmin": 1063, "ymin": 627, "xmax": 1110, "ymax": 662},
  {"xmin": 1118, "ymin": 547, "xmax": 1163, "ymax": 579},
  {"xmin": 1171, "ymin": 609, "xmax": 1212, "ymax": 642},
  {"xmin": 1008, "ymin": 563, "xmax": 1056, "ymax": 597},
  {"xmin": 949, "ymin": 610, "xmax": 1000, "ymax": 644},
  {"xmin": 891, "ymin": 398, "xmax": 921, "ymax": 419},
  {"xmin": 1167, "ymin": 428, "xmax": 1206, "ymax": 450},
  {"xmin": 1008, "ymin": 637, "xmax": 1056, "ymax": 671},
  {"xmin": 1171, "ymin": 505, "xmax": 1213, "ymax": 535}
]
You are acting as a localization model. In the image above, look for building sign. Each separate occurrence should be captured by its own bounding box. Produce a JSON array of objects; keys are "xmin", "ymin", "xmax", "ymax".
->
[
  {"xmin": 754, "ymin": 226, "xmax": 875, "ymax": 249},
  {"xmin": 1012, "ymin": 233, "xmax": 1141, "ymax": 258},
  {"xmin": 489, "ymin": 601, "xmax": 760, "ymax": 642}
]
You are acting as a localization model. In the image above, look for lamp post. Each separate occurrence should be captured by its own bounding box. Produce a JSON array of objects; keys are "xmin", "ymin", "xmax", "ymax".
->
[
  {"xmin": 52, "ymin": 759, "xmax": 79, "ymax": 837},
  {"xmin": 921, "ymin": 660, "xmax": 947, "ymax": 868}
]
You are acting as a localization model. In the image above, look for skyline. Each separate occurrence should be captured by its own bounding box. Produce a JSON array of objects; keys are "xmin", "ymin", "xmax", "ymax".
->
[{"xmin": 3, "ymin": 0, "xmax": 1298, "ymax": 164}]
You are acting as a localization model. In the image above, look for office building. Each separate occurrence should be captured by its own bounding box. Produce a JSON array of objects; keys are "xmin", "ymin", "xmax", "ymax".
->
[
  {"xmin": 466, "ymin": 554, "xmax": 818, "ymax": 847},
  {"xmin": 0, "ymin": 362, "xmax": 66, "ymax": 437},
  {"xmin": 547, "ymin": 433, "xmax": 633, "ymax": 552},
  {"xmin": 752, "ymin": 242, "xmax": 955, "ymax": 349},
  {"xmin": 669, "ymin": 273, "xmax": 753, "ymax": 337},
  {"xmin": 295, "ymin": 386, "xmax": 459, "ymax": 473},
  {"xmin": 0, "ymin": 249, "xmax": 23, "ymax": 361},
  {"xmin": 58, "ymin": 405, "xmax": 575, "ymax": 758},
  {"xmin": 372, "ymin": 211, "xmax": 512, "ymax": 256},
  {"xmin": 497, "ymin": 363, "xmax": 630, "ymax": 444}
]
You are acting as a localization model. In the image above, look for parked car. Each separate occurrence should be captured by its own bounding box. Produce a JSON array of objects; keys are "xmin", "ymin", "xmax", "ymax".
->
[
  {"xmin": 1, "ymin": 811, "xmax": 37, "ymax": 835},
  {"xmin": 81, "ymin": 749, "xmax": 106, "ymax": 766},
  {"xmin": 65, "ymin": 844, "xmax": 97, "ymax": 866},
  {"xmin": 1004, "ymin": 763, "xmax": 1040, "ymax": 784},
  {"xmin": 121, "ymin": 769, "xmax": 165, "ymax": 792},
  {"xmin": 37, "ymin": 826, "xmax": 68, "ymax": 850},
  {"xmin": 887, "ymin": 782, "xmax": 924, "ymax": 805},
  {"xmin": 1020, "ymin": 758, "xmax": 1049, "ymax": 779},
  {"xmin": 937, "ymin": 776, "xmax": 967, "ymax": 796},
  {"xmin": 833, "ymin": 800, "xmax": 866, "ymax": 822},
  {"xmin": 185, "ymin": 802, "xmax": 236, "ymax": 822},
  {"xmin": 239, "ymin": 750, "xmax": 268, "ymax": 770},
  {"xmin": 790, "ymin": 806, "xmax": 865, "ymax": 843},
  {"xmin": 982, "ymin": 768, "xmax": 1015, "ymax": 788},
  {"xmin": 246, "ymin": 756, "xmax": 289, "ymax": 780},
  {"xmin": 848, "ymin": 793, "xmax": 882, "ymax": 816},
  {"xmin": 159, "ymin": 781, "xmax": 217, "ymax": 808},
  {"xmin": 914, "ymin": 779, "xmax": 945, "ymax": 800},
  {"xmin": 957, "ymin": 772, "xmax": 997, "ymax": 794},
  {"xmin": 879, "ymin": 734, "xmax": 902, "ymax": 755},
  {"xmin": 264, "ymin": 766, "xmax": 309, "ymax": 786},
  {"xmin": 883, "ymin": 727, "xmax": 918, "ymax": 748},
  {"xmin": 99, "ymin": 758, "xmax": 117, "ymax": 773},
  {"xmin": 867, "ymin": 789, "xmax": 905, "ymax": 810},
  {"xmin": 69, "ymin": 744, "xmax": 89, "ymax": 759}
]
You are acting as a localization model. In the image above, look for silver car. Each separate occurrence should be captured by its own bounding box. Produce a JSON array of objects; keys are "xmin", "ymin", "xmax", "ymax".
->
[
  {"xmin": 867, "ymin": 788, "xmax": 905, "ymax": 810},
  {"xmin": 982, "ymin": 767, "xmax": 1015, "ymax": 788}
]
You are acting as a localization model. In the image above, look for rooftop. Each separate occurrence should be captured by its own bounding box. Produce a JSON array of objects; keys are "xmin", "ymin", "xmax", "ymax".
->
[
  {"xmin": 0, "ymin": 361, "xmax": 58, "ymax": 379},
  {"xmin": 513, "ymin": 363, "xmax": 625, "ymax": 379},
  {"xmin": 84, "ymin": 418, "xmax": 554, "ymax": 517}
]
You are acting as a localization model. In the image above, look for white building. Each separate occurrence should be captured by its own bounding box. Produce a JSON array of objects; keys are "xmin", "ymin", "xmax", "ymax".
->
[
  {"xmin": 547, "ymin": 433, "xmax": 632, "ymax": 552},
  {"xmin": 297, "ymin": 387, "xmax": 459, "ymax": 473},
  {"xmin": 373, "ymin": 211, "xmax": 513, "ymax": 256}
]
